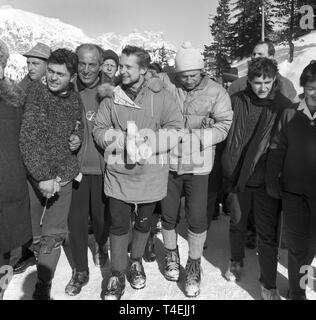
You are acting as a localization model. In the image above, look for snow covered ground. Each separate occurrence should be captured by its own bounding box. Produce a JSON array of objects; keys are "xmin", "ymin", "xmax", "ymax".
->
[{"xmin": 4, "ymin": 207, "xmax": 316, "ymax": 301}]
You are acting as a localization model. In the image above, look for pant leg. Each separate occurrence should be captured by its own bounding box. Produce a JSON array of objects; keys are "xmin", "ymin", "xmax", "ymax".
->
[
  {"xmin": 183, "ymin": 174, "xmax": 209, "ymax": 234},
  {"xmin": 37, "ymin": 184, "xmax": 72, "ymax": 283},
  {"xmin": 90, "ymin": 175, "xmax": 109, "ymax": 248},
  {"xmin": 68, "ymin": 176, "xmax": 90, "ymax": 272},
  {"xmin": 283, "ymin": 192, "xmax": 316, "ymax": 298},
  {"xmin": 108, "ymin": 198, "xmax": 132, "ymax": 272},
  {"xmin": 132, "ymin": 202, "xmax": 157, "ymax": 259},
  {"xmin": 108, "ymin": 198, "xmax": 132, "ymax": 236},
  {"xmin": 253, "ymin": 189, "xmax": 281, "ymax": 289},
  {"xmin": 28, "ymin": 179, "xmax": 46, "ymax": 240},
  {"xmin": 161, "ymin": 172, "xmax": 183, "ymax": 230},
  {"xmin": 229, "ymin": 190, "xmax": 252, "ymax": 262}
]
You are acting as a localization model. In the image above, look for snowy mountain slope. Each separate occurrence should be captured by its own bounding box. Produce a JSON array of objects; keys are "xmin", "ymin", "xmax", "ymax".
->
[
  {"xmin": 232, "ymin": 30, "xmax": 316, "ymax": 95},
  {"xmin": 0, "ymin": 6, "xmax": 176, "ymax": 80}
]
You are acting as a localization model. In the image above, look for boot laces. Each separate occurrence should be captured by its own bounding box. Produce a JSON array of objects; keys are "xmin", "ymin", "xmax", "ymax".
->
[{"xmin": 185, "ymin": 259, "xmax": 201, "ymax": 284}]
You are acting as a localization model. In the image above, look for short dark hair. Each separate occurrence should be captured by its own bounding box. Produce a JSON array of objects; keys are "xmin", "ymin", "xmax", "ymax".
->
[
  {"xmin": 121, "ymin": 45, "xmax": 151, "ymax": 69},
  {"xmin": 75, "ymin": 43, "xmax": 104, "ymax": 65},
  {"xmin": 149, "ymin": 62, "xmax": 162, "ymax": 73},
  {"xmin": 253, "ymin": 41, "xmax": 275, "ymax": 57},
  {"xmin": 47, "ymin": 48, "xmax": 78, "ymax": 76},
  {"xmin": 300, "ymin": 60, "xmax": 316, "ymax": 87},
  {"xmin": 248, "ymin": 57, "xmax": 278, "ymax": 81}
]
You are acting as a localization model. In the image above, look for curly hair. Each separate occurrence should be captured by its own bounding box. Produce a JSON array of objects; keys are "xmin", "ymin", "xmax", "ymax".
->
[
  {"xmin": 121, "ymin": 45, "xmax": 151, "ymax": 69},
  {"xmin": 247, "ymin": 57, "xmax": 278, "ymax": 81},
  {"xmin": 300, "ymin": 60, "xmax": 316, "ymax": 87},
  {"xmin": 47, "ymin": 48, "xmax": 78, "ymax": 76},
  {"xmin": 0, "ymin": 39, "xmax": 9, "ymax": 68}
]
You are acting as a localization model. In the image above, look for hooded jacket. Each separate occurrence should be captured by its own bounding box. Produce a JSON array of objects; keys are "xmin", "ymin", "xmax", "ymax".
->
[{"xmin": 93, "ymin": 78, "xmax": 183, "ymax": 203}]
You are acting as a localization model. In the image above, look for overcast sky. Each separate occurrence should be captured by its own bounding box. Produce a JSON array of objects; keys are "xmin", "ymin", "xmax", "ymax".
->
[{"xmin": 2, "ymin": 0, "xmax": 219, "ymax": 48}]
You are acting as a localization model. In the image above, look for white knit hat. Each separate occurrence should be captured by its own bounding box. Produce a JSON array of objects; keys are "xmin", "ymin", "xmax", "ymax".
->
[{"xmin": 175, "ymin": 41, "xmax": 204, "ymax": 73}]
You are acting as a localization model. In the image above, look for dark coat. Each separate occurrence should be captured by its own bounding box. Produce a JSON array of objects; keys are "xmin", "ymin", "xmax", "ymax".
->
[
  {"xmin": 221, "ymin": 85, "xmax": 293, "ymax": 193},
  {"xmin": 0, "ymin": 78, "xmax": 32, "ymax": 254}
]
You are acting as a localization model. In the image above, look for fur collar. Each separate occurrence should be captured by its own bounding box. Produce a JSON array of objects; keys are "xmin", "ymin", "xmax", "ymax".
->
[
  {"xmin": 97, "ymin": 77, "xmax": 164, "ymax": 100},
  {"xmin": 0, "ymin": 78, "xmax": 26, "ymax": 108}
]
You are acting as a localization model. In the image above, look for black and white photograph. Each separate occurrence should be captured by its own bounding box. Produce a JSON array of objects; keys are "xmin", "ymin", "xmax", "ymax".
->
[{"xmin": 0, "ymin": 0, "xmax": 316, "ymax": 305}]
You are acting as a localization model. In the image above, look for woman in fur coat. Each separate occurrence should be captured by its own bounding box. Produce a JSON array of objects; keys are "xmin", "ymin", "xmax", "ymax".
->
[{"xmin": 0, "ymin": 40, "xmax": 32, "ymax": 299}]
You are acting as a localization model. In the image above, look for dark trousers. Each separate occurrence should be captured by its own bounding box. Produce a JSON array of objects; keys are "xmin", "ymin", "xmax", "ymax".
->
[
  {"xmin": 161, "ymin": 172, "xmax": 209, "ymax": 234},
  {"xmin": 230, "ymin": 188, "xmax": 281, "ymax": 289},
  {"xmin": 109, "ymin": 198, "xmax": 157, "ymax": 235},
  {"xmin": 68, "ymin": 175, "xmax": 109, "ymax": 272},
  {"xmin": 282, "ymin": 192, "xmax": 316, "ymax": 299}
]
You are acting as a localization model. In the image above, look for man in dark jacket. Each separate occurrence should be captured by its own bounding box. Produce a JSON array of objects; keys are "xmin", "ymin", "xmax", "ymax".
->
[
  {"xmin": 65, "ymin": 43, "xmax": 110, "ymax": 296},
  {"xmin": 266, "ymin": 61, "xmax": 316, "ymax": 300},
  {"xmin": 20, "ymin": 48, "xmax": 83, "ymax": 300},
  {"xmin": 13, "ymin": 42, "xmax": 52, "ymax": 275},
  {"xmin": 222, "ymin": 57, "xmax": 293, "ymax": 300},
  {"xmin": 0, "ymin": 39, "xmax": 31, "ymax": 300}
]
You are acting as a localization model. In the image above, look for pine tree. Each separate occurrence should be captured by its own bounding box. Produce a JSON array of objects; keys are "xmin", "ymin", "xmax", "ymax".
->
[
  {"xmin": 204, "ymin": 0, "xmax": 233, "ymax": 78},
  {"xmin": 273, "ymin": 0, "xmax": 314, "ymax": 62},
  {"xmin": 231, "ymin": 0, "xmax": 274, "ymax": 59}
]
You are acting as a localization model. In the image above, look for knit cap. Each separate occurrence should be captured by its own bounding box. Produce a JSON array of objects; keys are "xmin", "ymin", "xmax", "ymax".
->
[
  {"xmin": 0, "ymin": 39, "xmax": 9, "ymax": 68},
  {"xmin": 103, "ymin": 49, "xmax": 119, "ymax": 67},
  {"xmin": 175, "ymin": 41, "xmax": 204, "ymax": 73}
]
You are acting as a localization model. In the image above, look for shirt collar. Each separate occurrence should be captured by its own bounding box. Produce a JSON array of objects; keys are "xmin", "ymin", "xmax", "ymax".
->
[{"xmin": 297, "ymin": 98, "xmax": 316, "ymax": 120}]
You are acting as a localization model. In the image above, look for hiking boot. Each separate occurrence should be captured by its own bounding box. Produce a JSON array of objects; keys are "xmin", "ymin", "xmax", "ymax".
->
[
  {"xmin": 129, "ymin": 259, "xmax": 146, "ymax": 290},
  {"xmin": 184, "ymin": 257, "xmax": 202, "ymax": 298},
  {"xmin": 102, "ymin": 272, "xmax": 126, "ymax": 300},
  {"xmin": 143, "ymin": 234, "xmax": 156, "ymax": 262},
  {"xmin": 93, "ymin": 244, "xmax": 109, "ymax": 268},
  {"xmin": 260, "ymin": 285, "xmax": 281, "ymax": 300},
  {"xmin": 65, "ymin": 270, "xmax": 89, "ymax": 296},
  {"xmin": 13, "ymin": 255, "xmax": 36, "ymax": 275},
  {"xmin": 32, "ymin": 281, "xmax": 52, "ymax": 300},
  {"xmin": 224, "ymin": 260, "xmax": 243, "ymax": 282},
  {"xmin": 164, "ymin": 247, "xmax": 180, "ymax": 282}
]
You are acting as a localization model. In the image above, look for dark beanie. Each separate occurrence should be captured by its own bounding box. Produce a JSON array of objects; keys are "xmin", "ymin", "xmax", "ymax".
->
[{"xmin": 103, "ymin": 49, "xmax": 119, "ymax": 67}]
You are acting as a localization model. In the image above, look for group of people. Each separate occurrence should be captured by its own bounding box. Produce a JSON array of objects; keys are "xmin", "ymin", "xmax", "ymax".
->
[{"xmin": 0, "ymin": 36, "xmax": 315, "ymax": 301}]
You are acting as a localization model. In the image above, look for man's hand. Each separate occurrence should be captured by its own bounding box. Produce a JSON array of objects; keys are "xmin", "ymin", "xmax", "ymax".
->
[
  {"xmin": 69, "ymin": 134, "xmax": 81, "ymax": 152},
  {"xmin": 39, "ymin": 179, "xmax": 61, "ymax": 198}
]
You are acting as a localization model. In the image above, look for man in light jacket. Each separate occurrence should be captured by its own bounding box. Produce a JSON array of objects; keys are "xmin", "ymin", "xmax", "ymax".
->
[
  {"xmin": 93, "ymin": 45, "xmax": 183, "ymax": 300},
  {"xmin": 159, "ymin": 41, "xmax": 233, "ymax": 297}
]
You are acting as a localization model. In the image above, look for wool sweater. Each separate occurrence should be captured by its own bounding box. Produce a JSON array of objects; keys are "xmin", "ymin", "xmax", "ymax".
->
[
  {"xmin": 20, "ymin": 80, "xmax": 83, "ymax": 183},
  {"xmin": 266, "ymin": 103, "xmax": 316, "ymax": 196}
]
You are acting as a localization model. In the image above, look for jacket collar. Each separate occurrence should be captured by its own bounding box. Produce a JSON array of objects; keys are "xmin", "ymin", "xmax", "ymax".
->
[
  {"xmin": 297, "ymin": 98, "xmax": 316, "ymax": 120},
  {"xmin": 113, "ymin": 86, "xmax": 141, "ymax": 109}
]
